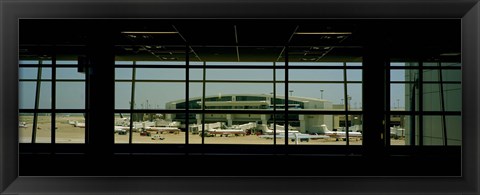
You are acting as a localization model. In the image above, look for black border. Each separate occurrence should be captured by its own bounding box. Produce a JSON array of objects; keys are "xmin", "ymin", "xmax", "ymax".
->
[{"xmin": 1, "ymin": 0, "xmax": 479, "ymax": 194}]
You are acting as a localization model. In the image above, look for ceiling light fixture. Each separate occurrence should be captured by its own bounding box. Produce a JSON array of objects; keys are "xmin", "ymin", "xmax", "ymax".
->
[
  {"xmin": 121, "ymin": 31, "xmax": 179, "ymax": 34},
  {"xmin": 295, "ymin": 32, "xmax": 352, "ymax": 35}
]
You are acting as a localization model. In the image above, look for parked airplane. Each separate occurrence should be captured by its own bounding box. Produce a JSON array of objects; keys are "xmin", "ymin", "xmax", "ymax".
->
[
  {"xmin": 19, "ymin": 122, "xmax": 28, "ymax": 128},
  {"xmin": 74, "ymin": 121, "xmax": 85, "ymax": 128},
  {"xmin": 320, "ymin": 124, "xmax": 362, "ymax": 141},
  {"xmin": 258, "ymin": 132, "xmax": 329, "ymax": 143},
  {"xmin": 145, "ymin": 126, "xmax": 181, "ymax": 134},
  {"xmin": 114, "ymin": 126, "xmax": 129, "ymax": 135},
  {"xmin": 390, "ymin": 126, "xmax": 405, "ymax": 138},
  {"xmin": 260, "ymin": 124, "xmax": 299, "ymax": 134},
  {"xmin": 197, "ymin": 122, "xmax": 252, "ymax": 137}
]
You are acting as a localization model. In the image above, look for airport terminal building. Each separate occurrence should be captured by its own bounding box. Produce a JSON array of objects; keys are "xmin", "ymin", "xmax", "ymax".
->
[{"xmin": 165, "ymin": 94, "xmax": 342, "ymax": 134}]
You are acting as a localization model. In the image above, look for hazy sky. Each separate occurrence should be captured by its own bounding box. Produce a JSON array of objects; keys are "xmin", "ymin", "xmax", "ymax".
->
[{"xmin": 19, "ymin": 61, "xmax": 407, "ymax": 110}]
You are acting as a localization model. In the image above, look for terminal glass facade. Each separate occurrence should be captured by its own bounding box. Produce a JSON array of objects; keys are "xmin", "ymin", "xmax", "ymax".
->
[{"xmin": 19, "ymin": 19, "xmax": 461, "ymax": 152}]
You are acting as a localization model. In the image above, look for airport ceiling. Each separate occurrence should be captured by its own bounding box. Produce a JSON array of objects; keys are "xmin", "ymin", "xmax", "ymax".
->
[{"xmin": 19, "ymin": 19, "xmax": 461, "ymax": 62}]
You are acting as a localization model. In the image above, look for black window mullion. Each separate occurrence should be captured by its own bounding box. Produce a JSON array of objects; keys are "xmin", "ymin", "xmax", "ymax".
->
[
  {"xmin": 273, "ymin": 62, "xmax": 276, "ymax": 145},
  {"xmin": 185, "ymin": 44, "xmax": 190, "ymax": 146},
  {"xmin": 438, "ymin": 62, "xmax": 448, "ymax": 146},
  {"xmin": 201, "ymin": 61, "xmax": 206, "ymax": 145},
  {"xmin": 419, "ymin": 61, "xmax": 424, "ymax": 146},
  {"xmin": 51, "ymin": 50, "xmax": 56, "ymax": 145},
  {"xmin": 85, "ymin": 57, "xmax": 89, "ymax": 144},
  {"xmin": 128, "ymin": 61, "xmax": 136, "ymax": 144},
  {"xmin": 385, "ymin": 61, "xmax": 391, "ymax": 147},
  {"xmin": 31, "ymin": 60, "xmax": 43, "ymax": 144},
  {"xmin": 284, "ymin": 46, "xmax": 289, "ymax": 146},
  {"xmin": 343, "ymin": 62, "xmax": 350, "ymax": 146}
]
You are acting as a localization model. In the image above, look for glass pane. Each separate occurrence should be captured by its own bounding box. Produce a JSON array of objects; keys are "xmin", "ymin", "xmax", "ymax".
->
[
  {"xmin": 41, "ymin": 60, "xmax": 52, "ymax": 64},
  {"xmin": 423, "ymin": 84, "xmax": 461, "ymax": 112},
  {"xmin": 442, "ymin": 62, "xmax": 461, "ymax": 67},
  {"xmin": 135, "ymin": 82, "xmax": 185, "ymax": 110},
  {"xmin": 206, "ymin": 69, "xmax": 272, "ymax": 81},
  {"xmin": 422, "ymin": 115, "xmax": 461, "ymax": 146},
  {"xmin": 39, "ymin": 81, "xmax": 52, "ymax": 109},
  {"xmin": 289, "ymin": 62, "xmax": 343, "ymax": 66},
  {"xmin": 423, "ymin": 69, "xmax": 461, "ymax": 82},
  {"xmin": 271, "ymin": 114, "xmax": 364, "ymax": 145},
  {"xmin": 404, "ymin": 62, "xmax": 419, "ymax": 67},
  {"xmin": 275, "ymin": 69, "xmax": 285, "ymax": 81},
  {"xmin": 422, "ymin": 115, "xmax": 442, "ymax": 145},
  {"xmin": 391, "ymin": 70, "xmax": 406, "ymax": 81},
  {"xmin": 402, "ymin": 115, "xmax": 420, "ymax": 146},
  {"xmin": 19, "ymin": 67, "xmax": 52, "ymax": 80},
  {"xmin": 189, "ymin": 113, "xmax": 203, "ymax": 144},
  {"xmin": 347, "ymin": 69, "xmax": 362, "ymax": 81},
  {"xmin": 19, "ymin": 68, "xmax": 38, "ymax": 79},
  {"xmin": 206, "ymin": 62, "xmax": 273, "ymax": 66},
  {"xmin": 115, "ymin": 68, "xmax": 133, "ymax": 80},
  {"xmin": 390, "ymin": 84, "xmax": 405, "ymax": 110},
  {"xmin": 289, "ymin": 69, "xmax": 343, "ymax": 81},
  {"xmin": 272, "ymin": 83, "xmax": 286, "ymax": 111},
  {"xmin": 56, "ymin": 68, "xmax": 85, "ymax": 80},
  {"xmin": 391, "ymin": 83, "xmax": 412, "ymax": 111},
  {"xmin": 189, "ymin": 69, "xmax": 203, "ymax": 81},
  {"xmin": 19, "ymin": 60, "xmax": 39, "ymax": 65},
  {"xmin": 389, "ymin": 115, "xmax": 408, "ymax": 145},
  {"xmin": 188, "ymin": 83, "xmax": 203, "ymax": 110},
  {"xmin": 56, "ymin": 82, "xmax": 85, "ymax": 109},
  {"xmin": 18, "ymin": 81, "xmax": 51, "ymax": 109},
  {"xmin": 56, "ymin": 60, "xmax": 78, "ymax": 65},
  {"xmin": 136, "ymin": 61, "xmax": 185, "ymax": 65},
  {"xmin": 346, "ymin": 62, "xmax": 362, "ymax": 66},
  {"xmin": 19, "ymin": 113, "xmax": 34, "ymax": 143},
  {"xmin": 204, "ymin": 83, "xmax": 273, "ymax": 110},
  {"xmin": 288, "ymin": 83, "xmax": 344, "ymax": 109},
  {"xmin": 444, "ymin": 84, "xmax": 461, "ymax": 112},
  {"xmin": 130, "ymin": 112, "xmax": 185, "ymax": 144},
  {"xmin": 200, "ymin": 113, "xmax": 268, "ymax": 145},
  {"xmin": 34, "ymin": 113, "xmax": 51, "ymax": 143},
  {"xmin": 115, "ymin": 61, "xmax": 134, "ymax": 65},
  {"xmin": 56, "ymin": 113, "xmax": 85, "ymax": 143},
  {"xmin": 446, "ymin": 115, "xmax": 461, "ymax": 146},
  {"xmin": 136, "ymin": 68, "xmax": 185, "ymax": 80},
  {"xmin": 114, "ymin": 113, "xmax": 130, "ymax": 144},
  {"xmin": 331, "ymin": 114, "xmax": 362, "ymax": 145},
  {"xmin": 19, "ymin": 81, "xmax": 36, "ymax": 109},
  {"xmin": 115, "ymin": 82, "xmax": 132, "ymax": 109},
  {"xmin": 347, "ymin": 84, "xmax": 362, "ymax": 111}
]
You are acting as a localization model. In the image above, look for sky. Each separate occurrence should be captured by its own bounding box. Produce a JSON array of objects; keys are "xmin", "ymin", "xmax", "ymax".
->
[{"xmin": 19, "ymin": 61, "xmax": 407, "ymax": 110}]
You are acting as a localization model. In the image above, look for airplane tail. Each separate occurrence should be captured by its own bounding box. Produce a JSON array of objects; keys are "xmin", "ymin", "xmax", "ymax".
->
[{"xmin": 320, "ymin": 124, "xmax": 329, "ymax": 133}]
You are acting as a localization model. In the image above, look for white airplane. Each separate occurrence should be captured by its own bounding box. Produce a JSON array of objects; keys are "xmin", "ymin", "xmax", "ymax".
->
[
  {"xmin": 19, "ymin": 122, "xmax": 28, "ymax": 128},
  {"xmin": 114, "ymin": 126, "xmax": 129, "ymax": 135},
  {"xmin": 260, "ymin": 124, "xmax": 299, "ymax": 134},
  {"xmin": 74, "ymin": 121, "xmax": 85, "ymax": 128},
  {"xmin": 390, "ymin": 126, "xmax": 405, "ymax": 138},
  {"xmin": 207, "ymin": 128, "xmax": 246, "ymax": 136},
  {"xmin": 145, "ymin": 126, "xmax": 181, "ymax": 134},
  {"xmin": 196, "ymin": 122, "xmax": 247, "ymax": 137},
  {"xmin": 259, "ymin": 132, "xmax": 329, "ymax": 141},
  {"xmin": 320, "ymin": 124, "xmax": 362, "ymax": 141}
]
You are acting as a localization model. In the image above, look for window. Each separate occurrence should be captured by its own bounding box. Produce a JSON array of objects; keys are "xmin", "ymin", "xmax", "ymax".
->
[
  {"xmin": 19, "ymin": 58, "xmax": 87, "ymax": 144},
  {"xmin": 18, "ymin": 19, "xmax": 462, "ymax": 176},
  {"xmin": 388, "ymin": 61, "xmax": 461, "ymax": 146}
]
